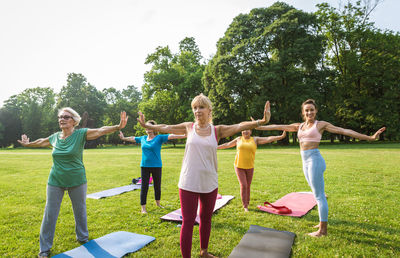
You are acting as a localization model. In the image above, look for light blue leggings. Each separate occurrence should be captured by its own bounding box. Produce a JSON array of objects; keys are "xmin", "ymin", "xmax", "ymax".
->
[
  {"xmin": 39, "ymin": 183, "xmax": 88, "ymax": 256},
  {"xmin": 301, "ymin": 149, "xmax": 328, "ymax": 222}
]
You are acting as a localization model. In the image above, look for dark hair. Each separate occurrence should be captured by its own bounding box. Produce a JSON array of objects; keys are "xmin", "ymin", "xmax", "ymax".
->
[
  {"xmin": 301, "ymin": 99, "xmax": 317, "ymax": 121},
  {"xmin": 301, "ymin": 99, "xmax": 317, "ymax": 110}
]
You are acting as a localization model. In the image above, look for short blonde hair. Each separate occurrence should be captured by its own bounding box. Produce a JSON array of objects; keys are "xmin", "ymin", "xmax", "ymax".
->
[
  {"xmin": 58, "ymin": 107, "xmax": 81, "ymax": 127},
  {"xmin": 191, "ymin": 93, "xmax": 213, "ymax": 123}
]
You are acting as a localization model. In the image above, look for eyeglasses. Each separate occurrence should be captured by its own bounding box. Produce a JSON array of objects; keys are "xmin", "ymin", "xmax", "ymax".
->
[{"xmin": 58, "ymin": 115, "xmax": 73, "ymax": 120}]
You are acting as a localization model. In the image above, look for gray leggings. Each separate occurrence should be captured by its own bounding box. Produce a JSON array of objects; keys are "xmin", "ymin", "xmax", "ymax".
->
[{"xmin": 39, "ymin": 183, "xmax": 88, "ymax": 256}]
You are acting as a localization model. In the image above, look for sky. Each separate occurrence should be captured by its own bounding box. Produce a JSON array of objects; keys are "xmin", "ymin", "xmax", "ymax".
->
[{"xmin": 0, "ymin": 0, "xmax": 399, "ymax": 107}]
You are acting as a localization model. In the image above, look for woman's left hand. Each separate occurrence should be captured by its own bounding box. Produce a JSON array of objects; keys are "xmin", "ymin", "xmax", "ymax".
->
[
  {"xmin": 137, "ymin": 111, "xmax": 147, "ymax": 128},
  {"xmin": 259, "ymin": 101, "xmax": 271, "ymax": 125},
  {"xmin": 371, "ymin": 127, "xmax": 386, "ymax": 140},
  {"xmin": 118, "ymin": 111, "xmax": 128, "ymax": 130}
]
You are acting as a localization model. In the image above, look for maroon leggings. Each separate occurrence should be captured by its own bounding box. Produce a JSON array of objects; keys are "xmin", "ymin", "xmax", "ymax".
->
[{"xmin": 179, "ymin": 188, "xmax": 218, "ymax": 258}]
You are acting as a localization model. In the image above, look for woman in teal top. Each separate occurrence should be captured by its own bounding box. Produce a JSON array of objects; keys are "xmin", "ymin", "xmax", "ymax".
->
[
  {"xmin": 18, "ymin": 107, "xmax": 128, "ymax": 258},
  {"xmin": 119, "ymin": 120, "xmax": 186, "ymax": 213}
]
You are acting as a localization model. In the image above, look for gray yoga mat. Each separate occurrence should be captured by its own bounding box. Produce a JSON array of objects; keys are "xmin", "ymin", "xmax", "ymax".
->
[
  {"xmin": 87, "ymin": 184, "xmax": 142, "ymax": 199},
  {"xmin": 229, "ymin": 225, "xmax": 295, "ymax": 258}
]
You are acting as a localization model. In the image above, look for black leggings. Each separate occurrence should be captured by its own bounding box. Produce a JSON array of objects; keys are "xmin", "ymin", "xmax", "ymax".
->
[{"xmin": 140, "ymin": 167, "xmax": 162, "ymax": 205}]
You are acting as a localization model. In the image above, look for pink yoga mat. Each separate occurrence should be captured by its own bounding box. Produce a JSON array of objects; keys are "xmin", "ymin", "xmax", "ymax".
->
[
  {"xmin": 257, "ymin": 192, "xmax": 317, "ymax": 217},
  {"xmin": 161, "ymin": 195, "xmax": 234, "ymax": 224}
]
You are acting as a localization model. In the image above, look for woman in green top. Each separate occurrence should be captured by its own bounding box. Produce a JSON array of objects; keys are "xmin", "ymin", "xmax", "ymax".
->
[{"xmin": 18, "ymin": 107, "xmax": 128, "ymax": 258}]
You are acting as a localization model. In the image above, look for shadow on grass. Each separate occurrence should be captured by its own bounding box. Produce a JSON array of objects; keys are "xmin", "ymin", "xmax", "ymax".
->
[{"xmin": 302, "ymin": 214, "xmax": 400, "ymax": 251}]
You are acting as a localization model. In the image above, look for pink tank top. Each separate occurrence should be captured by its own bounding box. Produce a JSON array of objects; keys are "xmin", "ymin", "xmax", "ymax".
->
[{"xmin": 297, "ymin": 121, "xmax": 322, "ymax": 143}]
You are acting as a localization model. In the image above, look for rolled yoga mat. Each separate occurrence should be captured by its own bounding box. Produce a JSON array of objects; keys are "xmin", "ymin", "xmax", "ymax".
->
[
  {"xmin": 160, "ymin": 195, "xmax": 234, "ymax": 224},
  {"xmin": 257, "ymin": 192, "xmax": 317, "ymax": 217},
  {"xmin": 53, "ymin": 231, "xmax": 155, "ymax": 258},
  {"xmin": 228, "ymin": 225, "xmax": 295, "ymax": 258}
]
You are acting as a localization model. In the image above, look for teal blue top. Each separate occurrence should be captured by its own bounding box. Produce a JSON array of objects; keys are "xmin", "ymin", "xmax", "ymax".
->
[
  {"xmin": 48, "ymin": 128, "xmax": 88, "ymax": 187},
  {"xmin": 135, "ymin": 134, "xmax": 169, "ymax": 167}
]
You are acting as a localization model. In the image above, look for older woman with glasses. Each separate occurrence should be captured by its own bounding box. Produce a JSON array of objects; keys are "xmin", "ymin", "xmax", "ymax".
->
[{"xmin": 18, "ymin": 107, "xmax": 127, "ymax": 258}]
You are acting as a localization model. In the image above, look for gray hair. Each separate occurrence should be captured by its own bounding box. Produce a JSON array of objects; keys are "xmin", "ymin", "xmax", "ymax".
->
[{"xmin": 58, "ymin": 107, "xmax": 81, "ymax": 127}]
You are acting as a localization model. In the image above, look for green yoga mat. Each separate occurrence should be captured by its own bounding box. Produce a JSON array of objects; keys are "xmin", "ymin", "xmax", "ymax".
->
[{"xmin": 229, "ymin": 225, "xmax": 295, "ymax": 258}]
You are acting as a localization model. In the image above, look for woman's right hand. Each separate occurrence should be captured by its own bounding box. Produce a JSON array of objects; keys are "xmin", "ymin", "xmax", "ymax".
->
[
  {"xmin": 17, "ymin": 134, "xmax": 30, "ymax": 147},
  {"xmin": 119, "ymin": 131, "xmax": 124, "ymax": 139}
]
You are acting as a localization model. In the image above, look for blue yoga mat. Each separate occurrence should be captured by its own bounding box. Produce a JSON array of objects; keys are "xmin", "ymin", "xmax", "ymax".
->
[
  {"xmin": 87, "ymin": 185, "xmax": 142, "ymax": 199},
  {"xmin": 53, "ymin": 231, "xmax": 155, "ymax": 258}
]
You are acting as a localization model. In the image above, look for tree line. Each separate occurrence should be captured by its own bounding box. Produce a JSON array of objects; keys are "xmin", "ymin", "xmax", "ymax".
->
[{"xmin": 0, "ymin": 1, "xmax": 399, "ymax": 147}]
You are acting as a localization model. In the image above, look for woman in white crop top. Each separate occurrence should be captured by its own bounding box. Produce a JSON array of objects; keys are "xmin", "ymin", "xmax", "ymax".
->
[
  {"xmin": 256, "ymin": 99, "xmax": 385, "ymax": 238},
  {"xmin": 138, "ymin": 93, "xmax": 271, "ymax": 258}
]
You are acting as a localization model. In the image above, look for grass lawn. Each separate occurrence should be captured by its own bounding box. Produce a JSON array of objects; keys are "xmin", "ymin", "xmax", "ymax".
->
[{"xmin": 0, "ymin": 143, "xmax": 399, "ymax": 257}]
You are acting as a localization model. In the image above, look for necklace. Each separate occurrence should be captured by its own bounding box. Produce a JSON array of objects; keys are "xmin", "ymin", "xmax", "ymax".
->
[{"xmin": 196, "ymin": 123, "xmax": 210, "ymax": 130}]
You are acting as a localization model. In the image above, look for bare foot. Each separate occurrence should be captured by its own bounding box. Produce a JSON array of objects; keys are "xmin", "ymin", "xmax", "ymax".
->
[
  {"xmin": 200, "ymin": 249, "xmax": 218, "ymax": 258},
  {"xmin": 309, "ymin": 221, "xmax": 327, "ymax": 236},
  {"xmin": 244, "ymin": 208, "xmax": 249, "ymax": 212},
  {"xmin": 141, "ymin": 205, "xmax": 147, "ymax": 214},
  {"xmin": 156, "ymin": 201, "xmax": 164, "ymax": 208},
  {"xmin": 308, "ymin": 230, "xmax": 327, "ymax": 237}
]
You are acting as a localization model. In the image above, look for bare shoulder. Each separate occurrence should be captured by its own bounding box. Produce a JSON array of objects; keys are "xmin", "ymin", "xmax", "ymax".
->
[
  {"xmin": 317, "ymin": 120, "xmax": 331, "ymax": 129},
  {"xmin": 184, "ymin": 122, "xmax": 194, "ymax": 132}
]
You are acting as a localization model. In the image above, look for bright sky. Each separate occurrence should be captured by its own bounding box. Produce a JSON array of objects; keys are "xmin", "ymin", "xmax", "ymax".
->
[{"xmin": 0, "ymin": 0, "xmax": 398, "ymax": 107}]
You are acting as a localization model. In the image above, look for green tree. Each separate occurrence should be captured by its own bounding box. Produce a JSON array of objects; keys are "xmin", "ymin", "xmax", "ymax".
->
[
  {"xmin": 203, "ymin": 2, "xmax": 326, "ymax": 142},
  {"xmin": 57, "ymin": 73, "xmax": 107, "ymax": 129},
  {"xmin": 316, "ymin": 0, "xmax": 398, "ymax": 139},
  {"xmin": 140, "ymin": 37, "xmax": 205, "ymax": 126},
  {"xmin": 0, "ymin": 98, "xmax": 22, "ymax": 147},
  {"xmin": 0, "ymin": 121, "xmax": 4, "ymax": 144},
  {"xmin": 103, "ymin": 86, "xmax": 142, "ymax": 144},
  {"xmin": 0, "ymin": 87, "xmax": 56, "ymax": 147}
]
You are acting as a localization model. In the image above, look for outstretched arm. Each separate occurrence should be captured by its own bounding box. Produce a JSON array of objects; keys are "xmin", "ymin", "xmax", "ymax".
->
[
  {"xmin": 17, "ymin": 134, "xmax": 51, "ymax": 148},
  {"xmin": 217, "ymin": 101, "xmax": 271, "ymax": 139},
  {"xmin": 87, "ymin": 111, "xmax": 128, "ymax": 140},
  {"xmin": 321, "ymin": 122, "xmax": 386, "ymax": 141},
  {"xmin": 217, "ymin": 137, "xmax": 239, "ymax": 149},
  {"xmin": 255, "ymin": 131, "xmax": 286, "ymax": 145},
  {"xmin": 168, "ymin": 134, "xmax": 187, "ymax": 140},
  {"xmin": 119, "ymin": 131, "xmax": 136, "ymax": 143},
  {"xmin": 137, "ymin": 111, "xmax": 188, "ymax": 134},
  {"xmin": 256, "ymin": 123, "xmax": 300, "ymax": 132}
]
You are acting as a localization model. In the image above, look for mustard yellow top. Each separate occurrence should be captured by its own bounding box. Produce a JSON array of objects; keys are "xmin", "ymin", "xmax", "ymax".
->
[{"xmin": 234, "ymin": 136, "xmax": 257, "ymax": 169}]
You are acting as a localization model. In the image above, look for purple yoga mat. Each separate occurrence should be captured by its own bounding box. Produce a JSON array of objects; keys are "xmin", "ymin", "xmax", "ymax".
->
[
  {"xmin": 161, "ymin": 195, "xmax": 234, "ymax": 224},
  {"xmin": 257, "ymin": 192, "xmax": 317, "ymax": 217}
]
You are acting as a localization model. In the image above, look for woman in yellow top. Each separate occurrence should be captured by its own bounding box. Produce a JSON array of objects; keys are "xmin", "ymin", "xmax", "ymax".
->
[{"xmin": 218, "ymin": 130, "xmax": 286, "ymax": 212}]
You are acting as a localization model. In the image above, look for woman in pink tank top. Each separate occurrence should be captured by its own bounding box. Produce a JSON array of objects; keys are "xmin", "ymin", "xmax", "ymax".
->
[
  {"xmin": 256, "ymin": 99, "xmax": 385, "ymax": 237},
  {"xmin": 138, "ymin": 94, "xmax": 271, "ymax": 258}
]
